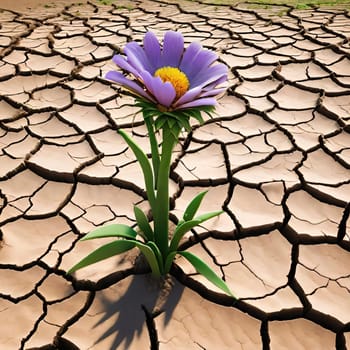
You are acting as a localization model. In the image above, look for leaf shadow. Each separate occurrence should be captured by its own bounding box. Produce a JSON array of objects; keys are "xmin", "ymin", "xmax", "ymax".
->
[{"xmin": 92, "ymin": 273, "xmax": 184, "ymax": 349}]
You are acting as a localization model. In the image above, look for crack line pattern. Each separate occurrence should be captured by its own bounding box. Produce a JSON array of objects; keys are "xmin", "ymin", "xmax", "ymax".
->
[{"xmin": 0, "ymin": 0, "xmax": 349, "ymax": 349}]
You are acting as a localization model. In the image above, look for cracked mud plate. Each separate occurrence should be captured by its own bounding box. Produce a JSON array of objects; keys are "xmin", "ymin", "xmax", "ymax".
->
[{"xmin": 0, "ymin": 0, "xmax": 349, "ymax": 349}]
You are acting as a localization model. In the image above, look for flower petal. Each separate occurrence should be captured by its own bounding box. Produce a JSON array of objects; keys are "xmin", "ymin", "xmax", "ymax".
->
[
  {"xmin": 183, "ymin": 49, "xmax": 218, "ymax": 83},
  {"xmin": 143, "ymin": 31, "xmax": 161, "ymax": 73},
  {"xmin": 190, "ymin": 63, "xmax": 228, "ymax": 88},
  {"xmin": 180, "ymin": 41, "xmax": 202, "ymax": 74},
  {"xmin": 112, "ymin": 54, "xmax": 141, "ymax": 78},
  {"xmin": 173, "ymin": 86, "xmax": 202, "ymax": 107},
  {"xmin": 161, "ymin": 31, "xmax": 184, "ymax": 68},
  {"xmin": 196, "ymin": 75, "xmax": 228, "ymax": 98},
  {"xmin": 200, "ymin": 87, "xmax": 227, "ymax": 97},
  {"xmin": 105, "ymin": 71, "xmax": 155, "ymax": 102},
  {"xmin": 203, "ymin": 74, "xmax": 228, "ymax": 90},
  {"xmin": 140, "ymin": 70, "xmax": 176, "ymax": 107},
  {"xmin": 177, "ymin": 97, "xmax": 217, "ymax": 109},
  {"xmin": 124, "ymin": 42, "xmax": 152, "ymax": 73}
]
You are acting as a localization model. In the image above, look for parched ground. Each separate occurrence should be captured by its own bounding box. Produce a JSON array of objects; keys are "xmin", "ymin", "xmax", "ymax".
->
[{"xmin": 0, "ymin": 0, "xmax": 349, "ymax": 349}]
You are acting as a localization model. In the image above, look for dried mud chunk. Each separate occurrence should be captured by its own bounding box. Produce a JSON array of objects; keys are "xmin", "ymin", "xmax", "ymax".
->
[
  {"xmin": 260, "ymin": 181, "xmax": 285, "ymax": 205},
  {"xmin": 295, "ymin": 265, "xmax": 329, "ymax": 295},
  {"xmin": 0, "ymin": 216, "xmax": 71, "ymax": 265},
  {"xmin": 0, "ymin": 266, "xmax": 46, "ymax": 298},
  {"xmin": 63, "ymin": 276, "xmax": 157, "ymax": 349},
  {"xmin": 3, "ymin": 49, "xmax": 27, "ymax": 64},
  {"xmin": 282, "ymin": 111, "xmax": 339, "ymax": 151},
  {"xmin": 224, "ymin": 230, "xmax": 291, "ymax": 298},
  {"xmin": 266, "ymin": 108, "xmax": 313, "ymax": 125},
  {"xmin": 321, "ymin": 95, "xmax": 350, "ymax": 121},
  {"xmin": 53, "ymin": 35, "xmax": 102, "ymax": 63},
  {"xmin": 0, "ymin": 154, "xmax": 24, "ymax": 178},
  {"xmin": 192, "ymin": 122, "xmax": 244, "ymax": 143},
  {"xmin": 286, "ymin": 190, "xmax": 344, "ymax": 238},
  {"xmin": 18, "ymin": 53, "xmax": 75, "ymax": 75},
  {"xmin": 269, "ymin": 319, "xmax": 335, "ymax": 350},
  {"xmin": 227, "ymin": 142, "xmax": 272, "ymax": 170},
  {"xmin": 314, "ymin": 48, "xmax": 344, "ymax": 65},
  {"xmin": 215, "ymin": 94, "xmax": 246, "ymax": 118},
  {"xmin": 26, "ymin": 181, "xmax": 73, "ymax": 217},
  {"xmin": 0, "ymin": 169, "xmax": 46, "ymax": 201},
  {"xmin": 158, "ymin": 287, "xmax": 262, "ymax": 349},
  {"xmin": 24, "ymin": 322, "xmax": 59, "ymax": 349},
  {"xmin": 27, "ymin": 86, "xmax": 71, "ymax": 110},
  {"xmin": 175, "ymin": 143, "xmax": 227, "ymax": 183},
  {"xmin": 0, "ymin": 100, "xmax": 22, "ymax": 121},
  {"xmin": 225, "ymin": 113, "xmax": 274, "ymax": 137},
  {"xmin": 0, "ymin": 60, "xmax": 16, "ymax": 78},
  {"xmin": 67, "ymin": 80, "xmax": 115, "ymax": 104},
  {"xmin": 308, "ymin": 280, "xmax": 350, "ymax": 324},
  {"xmin": 248, "ymin": 287, "xmax": 302, "ymax": 313},
  {"xmin": 0, "ymin": 296, "xmax": 43, "ymax": 349},
  {"xmin": 27, "ymin": 141, "xmax": 97, "ymax": 181},
  {"xmin": 4, "ymin": 134, "xmax": 38, "ymax": 158},
  {"xmin": 59, "ymin": 104, "xmax": 109, "ymax": 132},
  {"xmin": 299, "ymin": 77, "xmax": 349, "ymax": 93},
  {"xmin": 236, "ymin": 64, "xmax": 275, "ymax": 80},
  {"xmin": 78, "ymin": 159, "xmax": 118, "ymax": 180},
  {"xmin": 299, "ymin": 149, "xmax": 350, "ymax": 185},
  {"xmin": 236, "ymin": 79, "xmax": 280, "ymax": 97},
  {"xmin": 308, "ymin": 183, "xmax": 350, "ymax": 207},
  {"xmin": 327, "ymin": 57, "xmax": 350, "ymax": 76},
  {"xmin": 203, "ymin": 237, "xmax": 241, "ymax": 265},
  {"xmin": 68, "ymin": 182, "xmax": 143, "ymax": 226},
  {"xmin": 299, "ymin": 244, "xmax": 350, "ymax": 279},
  {"xmin": 233, "ymin": 151, "xmax": 302, "ymax": 188},
  {"xmin": 298, "ymin": 245, "xmax": 350, "ymax": 321},
  {"xmin": 323, "ymin": 131, "xmax": 350, "ymax": 166},
  {"xmin": 28, "ymin": 114, "xmax": 78, "ymax": 138},
  {"xmin": 228, "ymin": 185, "xmax": 284, "ymax": 228},
  {"xmin": 269, "ymin": 85, "xmax": 319, "ymax": 110},
  {"xmin": 0, "ymin": 74, "xmax": 62, "ymax": 97},
  {"xmin": 44, "ymin": 292, "xmax": 91, "ymax": 326}
]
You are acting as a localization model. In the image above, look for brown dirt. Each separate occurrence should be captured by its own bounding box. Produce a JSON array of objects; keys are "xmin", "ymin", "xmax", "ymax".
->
[
  {"xmin": 0, "ymin": 0, "xmax": 349, "ymax": 349},
  {"xmin": 0, "ymin": 0, "xmax": 88, "ymax": 12}
]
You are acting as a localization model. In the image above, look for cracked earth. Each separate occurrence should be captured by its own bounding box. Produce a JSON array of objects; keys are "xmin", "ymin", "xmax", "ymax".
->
[{"xmin": 0, "ymin": 0, "xmax": 349, "ymax": 349}]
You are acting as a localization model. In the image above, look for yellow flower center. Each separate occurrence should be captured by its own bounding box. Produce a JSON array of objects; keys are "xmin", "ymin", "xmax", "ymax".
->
[{"xmin": 154, "ymin": 66, "xmax": 189, "ymax": 99}]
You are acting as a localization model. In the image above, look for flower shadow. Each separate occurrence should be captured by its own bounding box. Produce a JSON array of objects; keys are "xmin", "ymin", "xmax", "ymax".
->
[{"xmin": 92, "ymin": 273, "xmax": 184, "ymax": 349}]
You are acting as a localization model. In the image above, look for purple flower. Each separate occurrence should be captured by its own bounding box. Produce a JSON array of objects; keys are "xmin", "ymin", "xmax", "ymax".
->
[{"xmin": 106, "ymin": 31, "xmax": 228, "ymax": 111}]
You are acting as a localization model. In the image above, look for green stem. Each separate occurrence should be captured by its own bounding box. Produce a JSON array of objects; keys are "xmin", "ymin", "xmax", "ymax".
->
[
  {"xmin": 144, "ymin": 116, "xmax": 160, "ymax": 189},
  {"xmin": 154, "ymin": 125, "xmax": 179, "ymax": 260}
]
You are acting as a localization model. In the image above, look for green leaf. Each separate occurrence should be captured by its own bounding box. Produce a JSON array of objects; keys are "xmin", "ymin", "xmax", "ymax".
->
[
  {"xmin": 164, "ymin": 251, "xmax": 177, "ymax": 274},
  {"xmin": 152, "ymin": 124, "xmax": 179, "ymax": 258},
  {"xmin": 81, "ymin": 224, "xmax": 137, "ymax": 241},
  {"xmin": 67, "ymin": 239, "xmax": 136, "ymax": 274},
  {"xmin": 163, "ymin": 112, "xmax": 191, "ymax": 132},
  {"xmin": 183, "ymin": 190, "xmax": 208, "ymax": 222},
  {"xmin": 167, "ymin": 117, "xmax": 176, "ymax": 128},
  {"xmin": 154, "ymin": 116, "xmax": 167, "ymax": 130},
  {"xmin": 134, "ymin": 241, "xmax": 162, "ymax": 277},
  {"xmin": 193, "ymin": 110, "xmax": 205, "ymax": 124},
  {"xmin": 169, "ymin": 210, "xmax": 223, "ymax": 252},
  {"xmin": 119, "ymin": 129, "xmax": 156, "ymax": 208},
  {"xmin": 146, "ymin": 241, "xmax": 164, "ymax": 274},
  {"xmin": 178, "ymin": 117, "xmax": 191, "ymax": 132},
  {"xmin": 144, "ymin": 116, "xmax": 160, "ymax": 189},
  {"xmin": 184, "ymin": 109, "xmax": 204, "ymax": 125},
  {"xmin": 177, "ymin": 250, "xmax": 235, "ymax": 297},
  {"xmin": 134, "ymin": 206, "xmax": 154, "ymax": 241}
]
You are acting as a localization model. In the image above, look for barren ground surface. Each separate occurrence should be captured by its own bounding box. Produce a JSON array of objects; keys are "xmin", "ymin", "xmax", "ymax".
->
[{"xmin": 0, "ymin": 0, "xmax": 349, "ymax": 349}]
